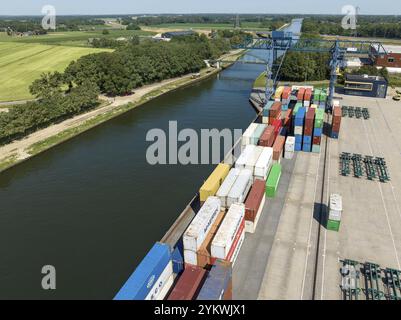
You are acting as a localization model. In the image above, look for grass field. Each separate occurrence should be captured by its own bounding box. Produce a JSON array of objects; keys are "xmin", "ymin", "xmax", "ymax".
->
[
  {"xmin": 142, "ymin": 22, "xmax": 270, "ymax": 31},
  {"xmin": 0, "ymin": 42, "xmax": 112, "ymax": 102}
]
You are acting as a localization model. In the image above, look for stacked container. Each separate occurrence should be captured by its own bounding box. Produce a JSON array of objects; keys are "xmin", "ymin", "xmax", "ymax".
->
[
  {"xmin": 183, "ymin": 197, "xmax": 221, "ymax": 266},
  {"xmin": 197, "ymin": 259, "xmax": 233, "ymax": 300},
  {"xmin": 327, "ymin": 193, "xmax": 343, "ymax": 232},
  {"xmin": 211, "ymin": 203, "xmax": 245, "ymax": 266},
  {"xmin": 259, "ymin": 126, "xmax": 275, "ymax": 147},
  {"xmin": 269, "ymin": 102, "xmax": 282, "ymax": 124},
  {"xmin": 272, "ymin": 135, "xmax": 285, "ymax": 163},
  {"xmin": 304, "ymin": 88, "xmax": 312, "ymax": 107},
  {"xmin": 242, "ymin": 123, "xmax": 259, "ymax": 146},
  {"xmin": 283, "ymin": 109, "xmax": 293, "ymax": 132},
  {"xmin": 254, "ymin": 147, "xmax": 273, "ymax": 181},
  {"xmin": 227, "ymin": 169, "xmax": 253, "ymax": 208},
  {"xmin": 250, "ymin": 124, "xmax": 267, "ymax": 145},
  {"xmin": 294, "ymin": 107, "xmax": 306, "ymax": 151},
  {"xmin": 303, "ymin": 108, "xmax": 315, "ymax": 152},
  {"xmin": 266, "ymin": 163, "xmax": 282, "ymax": 198},
  {"xmin": 319, "ymin": 89, "xmax": 327, "ymax": 104},
  {"xmin": 244, "ymin": 179, "xmax": 266, "ymax": 233},
  {"xmin": 199, "ymin": 163, "xmax": 230, "ymax": 203},
  {"xmin": 281, "ymin": 87, "xmax": 291, "ymax": 110},
  {"xmin": 216, "ymin": 168, "xmax": 241, "ymax": 209},
  {"xmin": 235, "ymin": 145, "xmax": 256, "ymax": 170},
  {"xmin": 332, "ymin": 106, "xmax": 342, "ymax": 139},
  {"xmin": 262, "ymin": 101, "xmax": 274, "ymax": 124},
  {"xmin": 114, "ymin": 242, "xmax": 174, "ymax": 300},
  {"xmin": 297, "ymin": 88, "xmax": 305, "ymax": 103},
  {"xmin": 312, "ymin": 108, "xmax": 324, "ymax": 153},
  {"xmin": 285, "ymin": 136, "xmax": 295, "ymax": 159},
  {"xmin": 245, "ymin": 146, "xmax": 264, "ymax": 177},
  {"xmin": 313, "ymin": 88, "xmax": 321, "ymax": 104},
  {"xmin": 167, "ymin": 265, "xmax": 206, "ymax": 300},
  {"xmin": 274, "ymin": 86, "xmax": 284, "ymax": 102}
]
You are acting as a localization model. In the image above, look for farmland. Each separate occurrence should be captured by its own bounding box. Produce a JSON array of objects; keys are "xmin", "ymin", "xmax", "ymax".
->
[{"xmin": 0, "ymin": 42, "xmax": 112, "ymax": 102}]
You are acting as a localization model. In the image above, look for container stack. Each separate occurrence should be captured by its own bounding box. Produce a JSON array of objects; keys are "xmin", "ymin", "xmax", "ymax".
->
[
  {"xmin": 331, "ymin": 106, "xmax": 342, "ymax": 139},
  {"xmin": 302, "ymin": 108, "xmax": 315, "ymax": 152},
  {"xmin": 199, "ymin": 164, "xmax": 230, "ymax": 203},
  {"xmin": 216, "ymin": 168, "xmax": 241, "ymax": 209},
  {"xmin": 266, "ymin": 163, "xmax": 282, "ymax": 198},
  {"xmin": 167, "ymin": 265, "xmax": 206, "ymax": 300},
  {"xmin": 250, "ymin": 124, "xmax": 267, "ymax": 145},
  {"xmin": 244, "ymin": 179, "xmax": 266, "ymax": 233},
  {"xmin": 211, "ymin": 203, "xmax": 245, "ymax": 266},
  {"xmin": 183, "ymin": 197, "xmax": 222, "ymax": 267},
  {"xmin": 285, "ymin": 136, "xmax": 295, "ymax": 159},
  {"xmin": 271, "ymin": 118, "xmax": 282, "ymax": 141},
  {"xmin": 281, "ymin": 87, "xmax": 291, "ymax": 110},
  {"xmin": 227, "ymin": 169, "xmax": 253, "ymax": 207},
  {"xmin": 254, "ymin": 147, "xmax": 273, "ymax": 181},
  {"xmin": 319, "ymin": 89, "xmax": 327, "ymax": 107},
  {"xmin": 269, "ymin": 102, "xmax": 282, "ymax": 125},
  {"xmin": 283, "ymin": 109, "xmax": 293, "ymax": 132},
  {"xmin": 197, "ymin": 259, "xmax": 232, "ymax": 300},
  {"xmin": 327, "ymin": 193, "xmax": 343, "ymax": 232},
  {"xmin": 313, "ymin": 88, "xmax": 321, "ymax": 105},
  {"xmin": 297, "ymin": 88, "xmax": 305, "ymax": 103},
  {"xmin": 294, "ymin": 107, "xmax": 306, "ymax": 151},
  {"xmin": 272, "ymin": 135, "xmax": 285, "ymax": 163},
  {"xmin": 304, "ymin": 88, "xmax": 312, "ymax": 107},
  {"xmin": 312, "ymin": 108, "xmax": 324, "ymax": 153},
  {"xmin": 262, "ymin": 101, "xmax": 274, "ymax": 124},
  {"xmin": 114, "ymin": 242, "xmax": 174, "ymax": 300},
  {"xmin": 242, "ymin": 123, "xmax": 259, "ymax": 146},
  {"xmin": 259, "ymin": 126, "xmax": 275, "ymax": 147},
  {"xmin": 274, "ymin": 86, "xmax": 284, "ymax": 102}
]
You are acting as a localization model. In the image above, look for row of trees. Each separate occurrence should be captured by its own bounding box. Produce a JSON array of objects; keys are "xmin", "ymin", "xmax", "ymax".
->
[
  {"xmin": 0, "ymin": 35, "xmax": 230, "ymax": 145},
  {"xmin": 90, "ymin": 36, "xmax": 140, "ymax": 49}
]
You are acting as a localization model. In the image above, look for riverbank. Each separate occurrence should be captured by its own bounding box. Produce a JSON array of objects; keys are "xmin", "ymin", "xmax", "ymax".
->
[{"xmin": 0, "ymin": 49, "xmax": 245, "ymax": 173}]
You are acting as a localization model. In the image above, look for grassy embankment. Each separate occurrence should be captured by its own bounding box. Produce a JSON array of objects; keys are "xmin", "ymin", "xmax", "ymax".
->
[{"xmin": 253, "ymin": 71, "xmax": 330, "ymax": 89}]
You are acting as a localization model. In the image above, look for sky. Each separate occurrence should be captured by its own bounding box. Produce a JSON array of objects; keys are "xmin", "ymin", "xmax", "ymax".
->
[{"xmin": 0, "ymin": 0, "xmax": 400, "ymax": 16}]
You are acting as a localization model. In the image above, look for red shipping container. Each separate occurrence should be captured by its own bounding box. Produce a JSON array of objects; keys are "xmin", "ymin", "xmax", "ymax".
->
[
  {"xmin": 297, "ymin": 88, "xmax": 305, "ymax": 101},
  {"xmin": 304, "ymin": 126, "xmax": 313, "ymax": 136},
  {"xmin": 225, "ymin": 219, "xmax": 245, "ymax": 262},
  {"xmin": 273, "ymin": 135, "xmax": 285, "ymax": 160},
  {"xmin": 269, "ymin": 102, "xmax": 282, "ymax": 118},
  {"xmin": 282, "ymin": 87, "xmax": 291, "ymax": 100},
  {"xmin": 304, "ymin": 88, "xmax": 312, "ymax": 101},
  {"xmin": 167, "ymin": 266, "xmax": 207, "ymax": 300},
  {"xmin": 332, "ymin": 123, "xmax": 341, "ymax": 132},
  {"xmin": 245, "ymin": 179, "xmax": 266, "ymax": 222},
  {"xmin": 306, "ymin": 108, "xmax": 315, "ymax": 121},
  {"xmin": 333, "ymin": 106, "xmax": 342, "ymax": 118},
  {"xmin": 313, "ymin": 136, "xmax": 321, "ymax": 145},
  {"xmin": 259, "ymin": 126, "xmax": 275, "ymax": 147}
]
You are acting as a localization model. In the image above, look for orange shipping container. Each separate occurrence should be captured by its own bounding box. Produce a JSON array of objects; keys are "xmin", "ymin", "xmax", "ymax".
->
[{"xmin": 273, "ymin": 136, "xmax": 286, "ymax": 160}]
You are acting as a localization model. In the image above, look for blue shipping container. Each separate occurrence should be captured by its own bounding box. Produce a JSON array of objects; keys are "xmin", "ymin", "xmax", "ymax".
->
[
  {"xmin": 295, "ymin": 134, "xmax": 303, "ymax": 144},
  {"xmin": 114, "ymin": 242, "xmax": 171, "ymax": 300},
  {"xmin": 313, "ymin": 128, "xmax": 322, "ymax": 137},
  {"xmin": 197, "ymin": 260, "xmax": 232, "ymax": 300},
  {"xmin": 331, "ymin": 131, "xmax": 339, "ymax": 139},
  {"xmin": 302, "ymin": 143, "xmax": 311, "ymax": 152},
  {"xmin": 279, "ymin": 127, "xmax": 287, "ymax": 137},
  {"xmin": 172, "ymin": 247, "xmax": 184, "ymax": 275},
  {"xmin": 295, "ymin": 143, "xmax": 302, "ymax": 151},
  {"xmin": 303, "ymin": 135, "xmax": 312, "ymax": 145}
]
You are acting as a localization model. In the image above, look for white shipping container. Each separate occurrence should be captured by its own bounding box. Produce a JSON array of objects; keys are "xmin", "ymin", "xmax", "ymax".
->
[
  {"xmin": 211, "ymin": 203, "xmax": 245, "ymax": 260},
  {"xmin": 229, "ymin": 230, "xmax": 245, "ymax": 266},
  {"xmin": 304, "ymin": 100, "xmax": 311, "ymax": 107},
  {"xmin": 294, "ymin": 126, "xmax": 303, "ymax": 135},
  {"xmin": 262, "ymin": 117, "xmax": 269, "ymax": 124},
  {"xmin": 284, "ymin": 151, "xmax": 295, "ymax": 160},
  {"xmin": 285, "ymin": 136, "xmax": 295, "ymax": 152},
  {"xmin": 216, "ymin": 168, "xmax": 241, "ymax": 209},
  {"xmin": 245, "ymin": 195, "xmax": 266, "ymax": 234},
  {"xmin": 183, "ymin": 249, "xmax": 198, "ymax": 266},
  {"xmin": 183, "ymin": 196, "xmax": 221, "ymax": 252},
  {"xmin": 333, "ymin": 100, "xmax": 340, "ymax": 107},
  {"xmin": 329, "ymin": 210, "xmax": 342, "ymax": 221},
  {"xmin": 227, "ymin": 169, "xmax": 252, "ymax": 208},
  {"xmin": 245, "ymin": 146, "xmax": 264, "ymax": 174},
  {"xmin": 235, "ymin": 145, "xmax": 256, "ymax": 170},
  {"xmin": 329, "ymin": 194, "xmax": 343, "ymax": 221},
  {"xmin": 242, "ymin": 123, "xmax": 258, "ymax": 146},
  {"xmin": 254, "ymin": 147, "xmax": 273, "ymax": 180},
  {"xmin": 155, "ymin": 274, "xmax": 174, "ymax": 301},
  {"xmin": 145, "ymin": 260, "xmax": 173, "ymax": 300}
]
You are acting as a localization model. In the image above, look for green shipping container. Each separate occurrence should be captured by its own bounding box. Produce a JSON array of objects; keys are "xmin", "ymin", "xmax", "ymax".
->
[
  {"xmin": 266, "ymin": 164, "xmax": 282, "ymax": 198},
  {"xmin": 313, "ymin": 89, "xmax": 321, "ymax": 102},
  {"xmin": 314, "ymin": 109, "xmax": 324, "ymax": 128},
  {"xmin": 320, "ymin": 91, "xmax": 327, "ymax": 102},
  {"xmin": 327, "ymin": 219, "xmax": 341, "ymax": 232}
]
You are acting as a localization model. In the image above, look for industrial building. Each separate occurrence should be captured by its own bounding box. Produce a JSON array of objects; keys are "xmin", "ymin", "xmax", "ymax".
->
[
  {"xmin": 372, "ymin": 45, "xmax": 401, "ymax": 73},
  {"xmin": 343, "ymin": 74, "xmax": 388, "ymax": 98}
]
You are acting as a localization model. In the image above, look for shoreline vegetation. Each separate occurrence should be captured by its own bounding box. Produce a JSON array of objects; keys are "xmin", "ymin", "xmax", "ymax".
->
[{"xmin": 0, "ymin": 49, "xmax": 245, "ymax": 173}]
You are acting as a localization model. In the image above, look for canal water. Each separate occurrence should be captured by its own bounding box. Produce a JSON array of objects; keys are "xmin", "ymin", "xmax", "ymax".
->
[{"xmin": 0, "ymin": 51, "xmax": 267, "ymax": 299}]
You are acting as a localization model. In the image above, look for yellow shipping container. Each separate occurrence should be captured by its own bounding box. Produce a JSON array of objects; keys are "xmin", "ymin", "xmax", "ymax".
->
[
  {"xmin": 274, "ymin": 86, "xmax": 284, "ymax": 100},
  {"xmin": 311, "ymin": 104, "xmax": 318, "ymax": 109},
  {"xmin": 199, "ymin": 163, "xmax": 230, "ymax": 202}
]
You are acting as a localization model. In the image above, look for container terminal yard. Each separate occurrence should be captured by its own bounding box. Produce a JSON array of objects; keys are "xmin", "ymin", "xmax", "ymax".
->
[{"xmin": 114, "ymin": 18, "xmax": 401, "ymax": 301}]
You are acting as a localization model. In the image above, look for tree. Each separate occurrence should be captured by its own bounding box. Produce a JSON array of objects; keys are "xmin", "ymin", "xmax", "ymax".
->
[{"xmin": 102, "ymin": 29, "xmax": 110, "ymax": 35}]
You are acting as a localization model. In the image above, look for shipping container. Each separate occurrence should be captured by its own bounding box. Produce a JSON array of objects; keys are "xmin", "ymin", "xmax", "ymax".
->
[
  {"xmin": 254, "ymin": 147, "xmax": 273, "ymax": 180},
  {"xmin": 167, "ymin": 265, "xmax": 206, "ymax": 300},
  {"xmin": 216, "ymin": 168, "xmax": 241, "ymax": 209},
  {"xmin": 211, "ymin": 203, "xmax": 245, "ymax": 260},
  {"xmin": 227, "ymin": 169, "xmax": 253, "ymax": 207},
  {"xmin": 242, "ymin": 123, "xmax": 259, "ymax": 146},
  {"xmin": 294, "ymin": 126, "xmax": 303, "ymax": 136},
  {"xmin": 244, "ymin": 179, "xmax": 266, "ymax": 233},
  {"xmin": 304, "ymin": 88, "xmax": 312, "ymax": 101},
  {"xmin": 235, "ymin": 145, "xmax": 256, "ymax": 170},
  {"xmin": 304, "ymin": 126, "xmax": 313, "ymax": 136},
  {"xmin": 312, "ymin": 145, "xmax": 321, "ymax": 153},
  {"xmin": 297, "ymin": 88, "xmax": 305, "ymax": 101},
  {"xmin": 314, "ymin": 127, "xmax": 322, "ymax": 137},
  {"xmin": 172, "ymin": 247, "xmax": 184, "ymax": 275},
  {"xmin": 313, "ymin": 136, "xmax": 321, "ymax": 145},
  {"xmin": 245, "ymin": 146, "xmax": 264, "ymax": 174},
  {"xmin": 302, "ymin": 143, "xmax": 311, "ymax": 152},
  {"xmin": 327, "ymin": 219, "xmax": 341, "ymax": 232},
  {"xmin": 329, "ymin": 194, "xmax": 342, "ymax": 221},
  {"xmin": 284, "ymin": 150, "xmax": 295, "ymax": 159},
  {"xmin": 295, "ymin": 143, "xmax": 302, "ymax": 151},
  {"xmin": 295, "ymin": 134, "xmax": 303, "ymax": 144},
  {"xmin": 114, "ymin": 242, "xmax": 172, "ymax": 300},
  {"xmin": 259, "ymin": 126, "xmax": 275, "ymax": 147},
  {"xmin": 282, "ymin": 87, "xmax": 291, "ymax": 100},
  {"xmin": 266, "ymin": 164, "xmax": 282, "ymax": 198},
  {"xmin": 250, "ymin": 124, "xmax": 267, "ymax": 145},
  {"xmin": 273, "ymin": 135, "xmax": 286, "ymax": 161},
  {"xmin": 191, "ymin": 210, "xmax": 226, "ymax": 267},
  {"xmin": 199, "ymin": 164, "xmax": 230, "ymax": 202},
  {"xmin": 262, "ymin": 101, "xmax": 274, "ymax": 117},
  {"xmin": 285, "ymin": 136, "xmax": 295, "ymax": 152},
  {"xmin": 145, "ymin": 261, "xmax": 174, "ymax": 300},
  {"xmin": 183, "ymin": 197, "xmax": 221, "ymax": 252},
  {"xmin": 197, "ymin": 260, "xmax": 232, "ymax": 300},
  {"xmin": 274, "ymin": 86, "xmax": 284, "ymax": 100},
  {"xmin": 303, "ymin": 135, "xmax": 312, "ymax": 145},
  {"xmin": 228, "ymin": 229, "xmax": 245, "ymax": 266}
]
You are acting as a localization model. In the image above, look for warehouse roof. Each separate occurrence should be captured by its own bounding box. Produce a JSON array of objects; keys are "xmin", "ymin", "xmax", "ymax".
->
[{"xmin": 345, "ymin": 74, "xmax": 387, "ymax": 83}]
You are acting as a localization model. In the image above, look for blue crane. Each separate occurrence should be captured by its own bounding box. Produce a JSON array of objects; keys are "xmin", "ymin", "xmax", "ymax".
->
[{"xmin": 233, "ymin": 32, "xmax": 387, "ymax": 110}]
